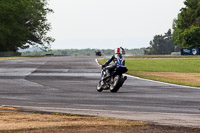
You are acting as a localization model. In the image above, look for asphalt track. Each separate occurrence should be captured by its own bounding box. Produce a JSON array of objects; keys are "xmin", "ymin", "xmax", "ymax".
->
[{"xmin": 0, "ymin": 56, "xmax": 200, "ymax": 127}]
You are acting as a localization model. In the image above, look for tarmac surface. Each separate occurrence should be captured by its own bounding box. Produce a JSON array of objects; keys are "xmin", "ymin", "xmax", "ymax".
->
[{"xmin": 0, "ymin": 56, "xmax": 200, "ymax": 128}]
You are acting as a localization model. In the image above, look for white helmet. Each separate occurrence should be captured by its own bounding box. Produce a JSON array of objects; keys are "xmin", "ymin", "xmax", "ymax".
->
[{"xmin": 114, "ymin": 48, "xmax": 122, "ymax": 54}]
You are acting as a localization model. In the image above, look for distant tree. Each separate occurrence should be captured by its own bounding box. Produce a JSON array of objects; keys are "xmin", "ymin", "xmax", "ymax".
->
[
  {"xmin": 0, "ymin": 0, "xmax": 54, "ymax": 52},
  {"xmin": 145, "ymin": 29, "xmax": 175, "ymax": 55},
  {"xmin": 173, "ymin": 0, "xmax": 200, "ymax": 48}
]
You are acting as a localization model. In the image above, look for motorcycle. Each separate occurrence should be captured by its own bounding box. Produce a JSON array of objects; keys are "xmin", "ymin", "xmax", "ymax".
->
[{"xmin": 97, "ymin": 65, "xmax": 128, "ymax": 93}]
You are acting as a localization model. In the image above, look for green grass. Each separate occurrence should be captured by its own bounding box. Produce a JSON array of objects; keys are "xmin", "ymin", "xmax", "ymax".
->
[
  {"xmin": 0, "ymin": 55, "xmax": 70, "ymax": 59},
  {"xmin": 128, "ymin": 55, "xmax": 200, "ymax": 58},
  {"xmin": 125, "ymin": 58, "xmax": 200, "ymax": 73},
  {"xmin": 0, "ymin": 57, "xmax": 25, "ymax": 59},
  {"xmin": 98, "ymin": 58, "xmax": 200, "ymax": 87},
  {"xmin": 99, "ymin": 58, "xmax": 200, "ymax": 73},
  {"xmin": 98, "ymin": 59, "xmax": 107, "ymax": 66}
]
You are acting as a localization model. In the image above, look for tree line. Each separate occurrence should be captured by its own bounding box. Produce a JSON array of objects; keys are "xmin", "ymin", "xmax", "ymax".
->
[
  {"xmin": 0, "ymin": 0, "xmax": 199, "ymax": 55},
  {"xmin": 21, "ymin": 48, "xmax": 145, "ymax": 56},
  {"xmin": 146, "ymin": 0, "xmax": 200, "ymax": 55},
  {"xmin": 145, "ymin": 29, "xmax": 176, "ymax": 55},
  {"xmin": 0, "ymin": 0, "xmax": 54, "ymax": 52}
]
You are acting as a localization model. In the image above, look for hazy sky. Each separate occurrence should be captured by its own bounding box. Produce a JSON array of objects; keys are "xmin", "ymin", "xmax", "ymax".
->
[{"xmin": 47, "ymin": 0, "xmax": 185, "ymax": 49}]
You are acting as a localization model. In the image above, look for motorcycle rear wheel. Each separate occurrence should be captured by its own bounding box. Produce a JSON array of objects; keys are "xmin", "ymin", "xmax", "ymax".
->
[{"xmin": 110, "ymin": 75, "xmax": 121, "ymax": 93}]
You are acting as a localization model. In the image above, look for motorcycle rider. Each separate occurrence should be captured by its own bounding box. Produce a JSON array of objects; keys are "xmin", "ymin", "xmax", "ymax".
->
[{"xmin": 102, "ymin": 47, "xmax": 126, "ymax": 79}]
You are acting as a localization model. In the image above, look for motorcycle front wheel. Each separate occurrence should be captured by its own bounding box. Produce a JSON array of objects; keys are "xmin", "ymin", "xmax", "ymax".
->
[{"xmin": 97, "ymin": 81, "xmax": 103, "ymax": 92}]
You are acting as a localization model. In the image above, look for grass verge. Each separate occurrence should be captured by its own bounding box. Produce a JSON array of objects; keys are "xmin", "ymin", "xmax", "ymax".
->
[
  {"xmin": 127, "ymin": 55, "xmax": 200, "ymax": 58},
  {"xmin": 98, "ymin": 58, "xmax": 200, "ymax": 87},
  {"xmin": 1, "ymin": 107, "xmax": 200, "ymax": 133},
  {"xmin": 0, "ymin": 107, "xmax": 146, "ymax": 132},
  {"xmin": 0, "ymin": 57, "xmax": 26, "ymax": 60}
]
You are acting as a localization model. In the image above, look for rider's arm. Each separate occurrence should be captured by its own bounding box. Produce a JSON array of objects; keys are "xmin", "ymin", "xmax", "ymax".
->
[{"xmin": 104, "ymin": 55, "xmax": 114, "ymax": 66}]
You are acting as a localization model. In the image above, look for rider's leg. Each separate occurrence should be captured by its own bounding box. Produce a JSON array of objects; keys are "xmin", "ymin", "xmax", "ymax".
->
[
  {"xmin": 106, "ymin": 65, "xmax": 116, "ymax": 82},
  {"xmin": 106, "ymin": 64, "xmax": 115, "ymax": 77},
  {"xmin": 106, "ymin": 69, "xmax": 110, "ymax": 77}
]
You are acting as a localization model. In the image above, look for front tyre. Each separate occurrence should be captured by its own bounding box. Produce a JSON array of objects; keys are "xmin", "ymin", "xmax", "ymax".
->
[
  {"xmin": 110, "ymin": 75, "xmax": 121, "ymax": 93},
  {"xmin": 97, "ymin": 81, "xmax": 103, "ymax": 92}
]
